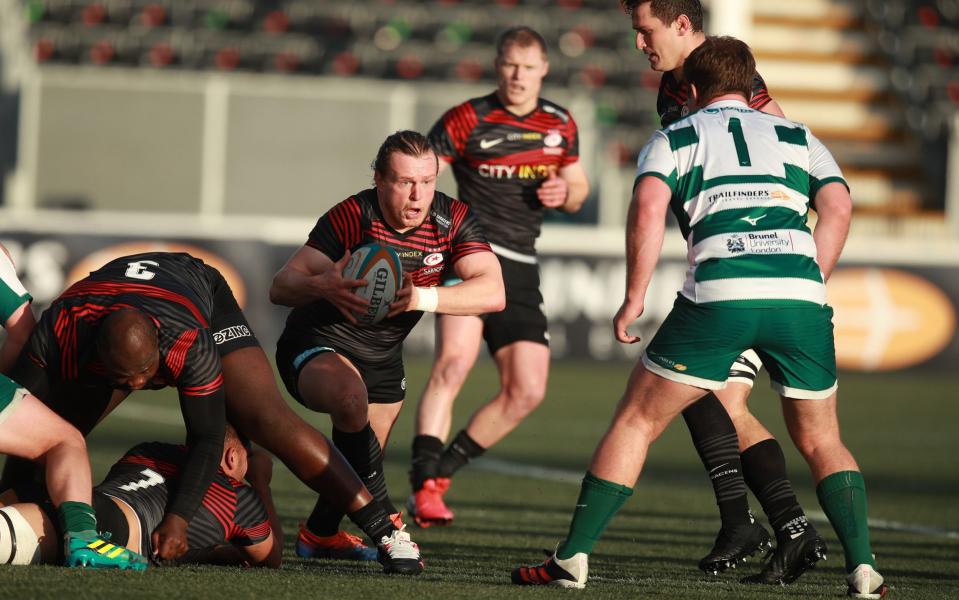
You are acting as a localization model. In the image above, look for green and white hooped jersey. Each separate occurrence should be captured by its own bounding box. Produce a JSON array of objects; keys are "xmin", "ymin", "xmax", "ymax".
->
[
  {"xmin": 0, "ymin": 250, "xmax": 31, "ymax": 324},
  {"xmin": 636, "ymin": 100, "xmax": 846, "ymax": 307}
]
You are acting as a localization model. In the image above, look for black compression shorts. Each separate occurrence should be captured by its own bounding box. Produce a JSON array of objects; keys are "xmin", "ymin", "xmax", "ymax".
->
[
  {"xmin": 275, "ymin": 334, "xmax": 406, "ymax": 405},
  {"xmin": 205, "ymin": 265, "xmax": 261, "ymax": 357},
  {"xmin": 481, "ymin": 255, "xmax": 549, "ymax": 354}
]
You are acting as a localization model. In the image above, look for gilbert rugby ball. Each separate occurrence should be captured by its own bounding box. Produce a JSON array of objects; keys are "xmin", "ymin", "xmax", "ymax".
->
[{"xmin": 342, "ymin": 243, "xmax": 403, "ymax": 325}]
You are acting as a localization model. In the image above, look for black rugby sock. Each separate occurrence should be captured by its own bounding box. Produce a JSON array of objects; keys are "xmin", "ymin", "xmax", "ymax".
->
[
  {"xmin": 305, "ymin": 496, "xmax": 342, "ymax": 537},
  {"xmin": 410, "ymin": 435, "xmax": 444, "ymax": 491},
  {"xmin": 348, "ymin": 500, "xmax": 397, "ymax": 544},
  {"xmin": 333, "ymin": 424, "xmax": 398, "ymax": 515},
  {"xmin": 741, "ymin": 439, "xmax": 809, "ymax": 542},
  {"xmin": 682, "ymin": 394, "xmax": 754, "ymax": 529},
  {"xmin": 436, "ymin": 429, "xmax": 485, "ymax": 478}
]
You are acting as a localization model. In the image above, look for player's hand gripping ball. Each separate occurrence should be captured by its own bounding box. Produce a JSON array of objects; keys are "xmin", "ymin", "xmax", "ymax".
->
[{"xmin": 342, "ymin": 243, "xmax": 403, "ymax": 325}]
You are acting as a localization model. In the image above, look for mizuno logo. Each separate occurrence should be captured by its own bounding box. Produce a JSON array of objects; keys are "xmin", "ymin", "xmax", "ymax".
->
[
  {"xmin": 789, "ymin": 531, "xmax": 804, "ymax": 540},
  {"xmin": 740, "ymin": 214, "xmax": 767, "ymax": 226},
  {"xmin": 479, "ymin": 138, "xmax": 504, "ymax": 149}
]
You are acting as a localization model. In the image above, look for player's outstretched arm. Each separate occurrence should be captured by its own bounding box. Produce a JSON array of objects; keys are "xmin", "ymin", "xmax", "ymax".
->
[
  {"xmin": 389, "ymin": 251, "xmax": 505, "ymax": 318},
  {"xmin": 615, "ymin": 175, "xmax": 671, "ymax": 344},
  {"xmin": 811, "ymin": 181, "xmax": 852, "ymax": 281},
  {"xmin": 270, "ymin": 245, "xmax": 369, "ymax": 322}
]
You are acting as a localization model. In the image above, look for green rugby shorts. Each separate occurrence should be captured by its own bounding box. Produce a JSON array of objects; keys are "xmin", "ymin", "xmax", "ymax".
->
[
  {"xmin": 0, "ymin": 375, "xmax": 26, "ymax": 426},
  {"xmin": 642, "ymin": 295, "xmax": 838, "ymax": 399}
]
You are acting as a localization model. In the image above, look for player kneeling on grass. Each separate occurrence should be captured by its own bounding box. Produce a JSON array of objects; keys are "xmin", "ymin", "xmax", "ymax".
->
[
  {"xmin": 1, "ymin": 424, "xmax": 281, "ymax": 568},
  {"xmin": 271, "ymin": 130, "xmax": 504, "ymax": 565},
  {"xmin": 512, "ymin": 37, "xmax": 886, "ymax": 599}
]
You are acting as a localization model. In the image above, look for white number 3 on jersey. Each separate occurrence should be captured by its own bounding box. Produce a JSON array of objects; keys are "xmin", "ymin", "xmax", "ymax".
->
[
  {"xmin": 119, "ymin": 468, "xmax": 165, "ymax": 492},
  {"xmin": 124, "ymin": 260, "xmax": 159, "ymax": 280}
]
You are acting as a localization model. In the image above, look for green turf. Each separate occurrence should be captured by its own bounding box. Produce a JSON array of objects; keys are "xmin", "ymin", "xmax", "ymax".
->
[{"xmin": 2, "ymin": 358, "xmax": 957, "ymax": 598}]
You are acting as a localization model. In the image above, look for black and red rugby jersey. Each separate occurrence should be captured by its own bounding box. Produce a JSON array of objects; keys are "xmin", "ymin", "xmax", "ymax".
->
[
  {"xmin": 26, "ymin": 252, "xmax": 223, "ymax": 399},
  {"xmin": 283, "ymin": 188, "xmax": 490, "ymax": 362},
  {"xmin": 95, "ymin": 442, "xmax": 270, "ymax": 557},
  {"xmin": 657, "ymin": 70, "xmax": 773, "ymax": 127},
  {"xmin": 428, "ymin": 92, "xmax": 580, "ymax": 257}
]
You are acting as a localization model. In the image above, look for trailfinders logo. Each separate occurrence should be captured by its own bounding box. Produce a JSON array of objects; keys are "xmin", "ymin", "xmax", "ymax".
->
[{"xmin": 707, "ymin": 189, "xmax": 791, "ymax": 204}]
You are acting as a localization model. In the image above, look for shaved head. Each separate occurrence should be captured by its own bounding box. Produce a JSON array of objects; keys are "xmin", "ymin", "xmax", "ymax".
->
[{"xmin": 97, "ymin": 308, "xmax": 160, "ymax": 389}]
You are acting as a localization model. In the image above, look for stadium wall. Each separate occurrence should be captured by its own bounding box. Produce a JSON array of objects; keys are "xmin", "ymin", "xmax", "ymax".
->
[{"xmin": 2, "ymin": 212, "xmax": 957, "ymax": 372}]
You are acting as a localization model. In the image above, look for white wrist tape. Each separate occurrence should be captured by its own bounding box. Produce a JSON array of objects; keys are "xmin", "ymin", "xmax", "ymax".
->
[{"xmin": 414, "ymin": 286, "xmax": 439, "ymax": 312}]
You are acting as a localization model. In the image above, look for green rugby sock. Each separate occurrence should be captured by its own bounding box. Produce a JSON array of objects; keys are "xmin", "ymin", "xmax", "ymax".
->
[
  {"xmin": 58, "ymin": 501, "xmax": 97, "ymax": 538},
  {"xmin": 816, "ymin": 470, "xmax": 876, "ymax": 572},
  {"xmin": 556, "ymin": 472, "xmax": 633, "ymax": 560}
]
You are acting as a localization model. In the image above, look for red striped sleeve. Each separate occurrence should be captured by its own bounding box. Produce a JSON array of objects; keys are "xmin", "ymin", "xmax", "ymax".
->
[
  {"xmin": 445, "ymin": 102, "xmax": 478, "ymax": 157},
  {"xmin": 165, "ymin": 329, "xmax": 198, "ymax": 380},
  {"xmin": 181, "ymin": 373, "xmax": 224, "ymax": 397}
]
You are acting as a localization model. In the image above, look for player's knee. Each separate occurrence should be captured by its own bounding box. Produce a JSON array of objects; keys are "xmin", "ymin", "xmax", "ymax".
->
[
  {"xmin": 501, "ymin": 383, "xmax": 546, "ymax": 418},
  {"xmin": 328, "ymin": 393, "xmax": 369, "ymax": 430},
  {"xmin": 791, "ymin": 430, "xmax": 834, "ymax": 462},
  {"xmin": 431, "ymin": 355, "xmax": 473, "ymax": 389}
]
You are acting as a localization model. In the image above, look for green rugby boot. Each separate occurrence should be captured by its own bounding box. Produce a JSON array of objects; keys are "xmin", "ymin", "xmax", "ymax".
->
[{"xmin": 64, "ymin": 531, "xmax": 149, "ymax": 571}]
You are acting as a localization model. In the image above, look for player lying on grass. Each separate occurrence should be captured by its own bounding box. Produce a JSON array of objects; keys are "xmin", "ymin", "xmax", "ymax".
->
[
  {"xmin": 512, "ymin": 36, "xmax": 886, "ymax": 599},
  {"xmin": 270, "ymin": 130, "xmax": 504, "ymax": 564},
  {"xmin": 1, "ymin": 424, "xmax": 280, "ymax": 568},
  {"xmin": 0, "ymin": 251, "xmax": 421, "ymax": 574},
  {"xmin": 0, "ymin": 243, "xmax": 146, "ymax": 570}
]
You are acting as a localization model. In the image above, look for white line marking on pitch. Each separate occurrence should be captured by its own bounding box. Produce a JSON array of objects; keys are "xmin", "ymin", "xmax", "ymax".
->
[{"xmin": 474, "ymin": 457, "xmax": 959, "ymax": 540}]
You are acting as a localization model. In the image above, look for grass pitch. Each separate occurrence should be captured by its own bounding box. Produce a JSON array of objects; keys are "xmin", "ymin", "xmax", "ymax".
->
[{"xmin": 2, "ymin": 358, "xmax": 957, "ymax": 599}]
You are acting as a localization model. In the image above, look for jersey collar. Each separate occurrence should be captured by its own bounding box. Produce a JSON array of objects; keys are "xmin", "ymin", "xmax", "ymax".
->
[{"xmin": 702, "ymin": 99, "xmax": 751, "ymax": 110}]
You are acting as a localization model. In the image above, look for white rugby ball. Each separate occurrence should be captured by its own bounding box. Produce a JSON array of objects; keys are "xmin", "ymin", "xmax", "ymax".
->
[{"xmin": 342, "ymin": 243, "xmax": 403, "ymax": 325}]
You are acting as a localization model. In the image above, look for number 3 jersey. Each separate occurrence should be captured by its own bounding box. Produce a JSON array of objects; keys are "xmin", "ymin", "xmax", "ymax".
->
[
  {"xmin": 19, "ymin": 252, "xmax": 224, "ymax": 399},
  {"xmin": 95, "ymin": 442, "xmax": 270, "ymax": 557},
  {"xmin": 635, "ymin": 100, "xmax": 847, "ymax": 308}
]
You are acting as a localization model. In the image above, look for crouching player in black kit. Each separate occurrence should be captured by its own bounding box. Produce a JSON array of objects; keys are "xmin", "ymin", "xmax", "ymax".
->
[
  {"xmin": 1, "ymin": 424, "xmax": 280, "ymax": 567},
  {"xmin": 271, "ymin": 130, "xmax": 505, "ymax": 563},
  {"xmin": 1, "ymin": 251, "xmax": 421, "ymax": 573}
]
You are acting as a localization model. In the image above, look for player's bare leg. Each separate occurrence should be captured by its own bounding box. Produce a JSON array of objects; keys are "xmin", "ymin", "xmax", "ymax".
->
[
  {"xmin": 590, "ymin": 366, "xmax": 707, "ymax": 485},
  {"xmin": 0, "ymin": 394, "xmax": 93, "ymax": 508},
  {"xmin": 0, "ymin": 386, "xmax": 147, "ymax": 569},
  {"xmin": 408, "ymin": 315, "xmax": 483, "ymax": 526},
  {"xmin": 221, "ymin": 347, "xmax": 370, "ymax": 512},
  {"xmin": 462, "ymin": 340, "xmax": 550, "ymax": 448},
  {"xmin": 220, "ymin": 347, "xmax": 414, "ymax": 572},
  {"xmin": 414, "ymin": 314, "xmax": 484, "ymax": 440},
  {"xmin": 513, "ymin": 366, "xmax": 706, "ymax": 588},
  {"xmin": 714, "ymin": 383, "xmax": 774, "ymax": 451},
  {"xmin": 781, "ymin": 392, "xmax": 884, "ymax": 596}
]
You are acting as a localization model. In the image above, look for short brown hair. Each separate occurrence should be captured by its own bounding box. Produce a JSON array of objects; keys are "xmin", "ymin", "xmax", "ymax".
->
[
  {"xmin": 621, "ymin": 0, "xmax": 704, "ymax": 32},
  {"xmin": 684, "ymin": 36, "xmax": 755, "ymax": 104},
  {"xmin": 496, "ymin": 26, "xmax": 548, "ymax": 59},
  {"xmin": 372, "ymin": 130, "xmax": 436, "ymax": 177}
]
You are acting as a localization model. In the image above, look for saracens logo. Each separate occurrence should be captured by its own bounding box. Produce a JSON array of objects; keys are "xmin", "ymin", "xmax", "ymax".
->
[{"xmin": 424, "ymin": 253, "xmax": 444, "ymax": 267}]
